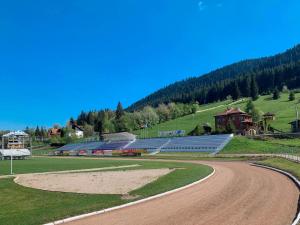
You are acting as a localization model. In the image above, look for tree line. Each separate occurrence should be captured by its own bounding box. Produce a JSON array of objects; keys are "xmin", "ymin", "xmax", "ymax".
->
[
  {"xmin": 75, "ymin": 101, "xmax": 200, "ymax": 135},
  {"xmin": 127, "ymin": 44, "xmax": 300, "ymax": 111}
]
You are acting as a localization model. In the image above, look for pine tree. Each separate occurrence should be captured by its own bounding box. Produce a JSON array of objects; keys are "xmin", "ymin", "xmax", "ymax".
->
[
  {"xmin": 35, "ymin": 126, "xmax": 40, "ymax": 137},
  {"xmin": 245, "ymin": 100, "xmax": 255, "ymax": 114},
  {"xmin": 116, "ymin": 102, "xmax": 124, "ymax": 120},
  {"xmin": 273, "ymin": 87, "xmax": 280, "ymax": 100},
  {"xmin": 289, "ymin": 91, "xmax": 295, "ymax": 101},
  {"xmin": 232, "ymin": 81, "xmax": 241, "ymax": 100},
  {"xmin": 244, "ymin": 76, "xmax": 251, "ymax": 97},
  {"xmin": 250, "ymin": 75, "xmax": 259, "ymax": 100}
]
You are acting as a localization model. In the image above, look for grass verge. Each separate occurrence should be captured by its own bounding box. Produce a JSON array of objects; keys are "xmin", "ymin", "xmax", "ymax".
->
[
  {"xmin": 0, "ymin": 157, "xmax": 212, "ymax": 225},
  {"xmin": 258, "ymin": 157, "xmax": 300, "ymax": 180},
  {"xmin": 221, "ymin": 136, "xmax": 300, "ymax": 154}
]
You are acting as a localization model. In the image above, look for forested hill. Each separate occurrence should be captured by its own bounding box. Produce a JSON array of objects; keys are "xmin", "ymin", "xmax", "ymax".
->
[{"xmin": 127, "ymin": 44, "xmax": 300, "ymax": 111}]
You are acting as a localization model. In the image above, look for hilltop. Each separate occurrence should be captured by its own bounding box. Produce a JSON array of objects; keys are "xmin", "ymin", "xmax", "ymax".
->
[{"xmin": 128, "ymin": 44, "xmax": 300, "ymax": 111}]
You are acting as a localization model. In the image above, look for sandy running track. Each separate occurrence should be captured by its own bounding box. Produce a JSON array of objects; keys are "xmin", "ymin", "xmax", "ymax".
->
[{"xmin": 65, "ymin": 161, "xmax": 299, "ymax": 225}]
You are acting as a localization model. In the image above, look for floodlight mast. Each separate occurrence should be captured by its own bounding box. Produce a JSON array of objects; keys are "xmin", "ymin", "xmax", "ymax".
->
[{"xmin": 10, "ymin": 136, "xmax": 13, "ymax": 175}]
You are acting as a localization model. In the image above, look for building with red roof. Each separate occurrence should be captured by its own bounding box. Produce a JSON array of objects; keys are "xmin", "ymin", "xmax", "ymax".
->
[{"xmin": 214, "ymin": 107, "xmax": 255, "ymax": 135}]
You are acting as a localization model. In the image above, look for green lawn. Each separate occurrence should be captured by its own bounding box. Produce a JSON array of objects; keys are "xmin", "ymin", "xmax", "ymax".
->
[
  {"xmin": 258, "ymin": 157, "xmax": 300, "ymax": 180},
  {"xmin": 0, "ymin": 157, "xmax": 134, "ymax": 175},
  {"xmin": 133, "ymin": 92, "xmax": 300, "ymax": 138},
  {"xmin": 133, "ymin": 99, "xmax": 246, "ymax": 138},
  {"xmin": 0, "ymin": 157, "xmax": 212, "ymax": 225},
  {"xmin": 221, "ymin": 136, "xmax": 300, "ymax": 154},
  {"xmin": 141, "ymin": 153, "xmax": 252, "ymax": 161}
]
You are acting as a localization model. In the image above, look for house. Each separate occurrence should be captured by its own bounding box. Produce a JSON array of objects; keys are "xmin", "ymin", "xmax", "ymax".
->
[
  {"xmin": 72, "ymin": 124, "xmax": 84, "ymax": 138},
  {"xmin": 2, "ymin": 131, "xmax": 29, "ymax": 149},
  {"xmin": 289, "ymin": 120, "xmax": 300, "ymax": 133},
  {"xmin": 48, "ymin": 128, "xmax": 62, "ymax": 137},
  {"xmin": 214, "ymin": 108, "xmax": 256, "ymax": 135}
]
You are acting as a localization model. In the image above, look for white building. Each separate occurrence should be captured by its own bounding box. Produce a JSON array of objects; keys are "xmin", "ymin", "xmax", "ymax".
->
[{"xmin": 74, "ymin": 126, "xmax": 84, "ymax": 138}]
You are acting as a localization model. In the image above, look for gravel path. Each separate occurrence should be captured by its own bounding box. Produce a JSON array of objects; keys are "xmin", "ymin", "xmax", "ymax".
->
[{"xmin": 66, "ymin": 161, "xmax": 299, "ymax": 225}]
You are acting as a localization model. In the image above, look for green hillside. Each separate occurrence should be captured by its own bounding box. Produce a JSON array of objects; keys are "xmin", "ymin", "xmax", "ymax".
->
[
  {"xmin": 128, "ymin": 44, "xmax": 300, "ymax": 111},
  {"xmin": 134, "ymin": 92, "xmax": 300, "ymax": 138}
]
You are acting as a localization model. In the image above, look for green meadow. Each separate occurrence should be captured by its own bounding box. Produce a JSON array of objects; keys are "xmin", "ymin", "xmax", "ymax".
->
[
  {"xmin": 134, "ymin": 93, "xmax": 300, "ymax": 138},
  {"xmin": 0, "ymin": 157, "xmax": 212, "ymax": 225}
]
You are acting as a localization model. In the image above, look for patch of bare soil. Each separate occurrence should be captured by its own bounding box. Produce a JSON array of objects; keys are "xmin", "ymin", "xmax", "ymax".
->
[{"xmin": 14, "ymin": 169, "xmax": 172, "ymax": 194}]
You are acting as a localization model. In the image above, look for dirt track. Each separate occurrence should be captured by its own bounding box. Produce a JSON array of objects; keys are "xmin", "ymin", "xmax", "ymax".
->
[{"xmin": 66, "ymin": 161, "xmax": 299, "ymax": 225}]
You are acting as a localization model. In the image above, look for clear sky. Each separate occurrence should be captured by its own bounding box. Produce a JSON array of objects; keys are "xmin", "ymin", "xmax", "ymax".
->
[{"xmin": 1, "ymin": 0, "xmax": 300, "ymax": 130}]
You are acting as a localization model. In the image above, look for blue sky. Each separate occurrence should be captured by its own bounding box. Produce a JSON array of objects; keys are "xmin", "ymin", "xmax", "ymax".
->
[{"xmin": 1, "ymin": 0, "xmax": 300, "ymax": 130}]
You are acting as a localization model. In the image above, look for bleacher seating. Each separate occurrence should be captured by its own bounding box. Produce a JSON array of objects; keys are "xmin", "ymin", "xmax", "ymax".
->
[
  {"xmin": 98, "ymin": 141, "xmax": 130, "ymax": 150},
  {"xmin": 161, "ymin": 134, "xmax": 233, "ymax": 153},
  {"xmin": 57, "ymin": 134, "xmax": 233, "ymax": 155},
  {"xmin": 125, "ymin": 138, "xmax": 170, "ymax": 150}
]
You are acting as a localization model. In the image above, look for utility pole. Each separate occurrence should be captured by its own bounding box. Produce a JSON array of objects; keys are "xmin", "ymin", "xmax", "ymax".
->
[
  {"xmin": 296, "ymin": 104, "xmax": 299, "ymax": 131},
  {"xmin": 10, "ymin": 136, "xmax": 13, "ymax": 175}
]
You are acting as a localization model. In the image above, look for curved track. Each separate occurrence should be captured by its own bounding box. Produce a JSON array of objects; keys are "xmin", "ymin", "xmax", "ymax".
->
[{"xmin": 66, "ymin": 162, "xmax": 299, "ymax": 225}]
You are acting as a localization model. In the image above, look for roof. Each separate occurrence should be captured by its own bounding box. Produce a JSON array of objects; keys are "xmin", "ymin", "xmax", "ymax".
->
[
  {"xmin": 73, "ymin": 124, "xmax": 84, "ymax": 131},
  {"xmin": 263, "ymin": 112, "xmax": 275, "ymax": 117},
  {"xmin": 215, "ymin": 108, "xmax": 248, "ymax": 117},
  {"xmin": 3, "ymin": 131, "xmax": 29, "ymax": 137},
  {"xmin": 202, "ymin": 123, "xmax": 212, "ymax": 128},
  {"xmin": 49, "ymin": 128, "xmax": 61, "ymax": 134},
  {"xmin": 289, "ymin": 120, "xmax": 300, "ymax": 124},
  {"xmin": 241, "ymin": 118, "xmax": 253, "ymax": 123},
  {"xmin": 0, "ymin": 149, "xmax": 31, "ymax": 157},
  {"xmin": 102, "ymin": 132, "xmax": 136, "ymax": 141}
]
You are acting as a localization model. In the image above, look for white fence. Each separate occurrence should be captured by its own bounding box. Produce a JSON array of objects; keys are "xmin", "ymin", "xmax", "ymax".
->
[{"xmin": 274, "ymin": 154, "xmax": 300, "ymax": 163}]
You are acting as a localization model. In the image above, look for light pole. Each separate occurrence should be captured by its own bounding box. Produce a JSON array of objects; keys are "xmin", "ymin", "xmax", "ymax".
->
[{"xmin": 10, "ymin": 136, "xmax": 13, "ymax": 175}]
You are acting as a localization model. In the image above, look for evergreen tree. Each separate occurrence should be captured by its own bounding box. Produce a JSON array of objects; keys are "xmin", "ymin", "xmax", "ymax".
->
[
  {"xmin": 232, "ymin": 81, "xmax": 241, "ymax": 100},
  {"xmin": 245, "ymin": 100, "xmax": 255, "ymax": 114},
  {"xmin": 250, "ymin": 76, "xmax": 259, "ymax": 100},
  {"xmin": 116, "ymin": 102, "xmax": 124, "ymax": 120},
  {"xmin": 35, "ymin": 126, "xmax": 40, "ymax": 137},
  {"xmin": 69, "ymin": 117, "xmax": 75, "ymax": 127},
  {"xmin": 272, "ymin": 87, "xmax": 280, "ymax": 100},
  {"xmin": 289, "ymin": 91, "xmax": 295, "ymax": 101},
  {"xmin": 243, "ymin": 76, "xmax": 251, "ymax": 97},
  {"xmin": 189, "ymin": 124, "xmax": 203, "ymax": 136}
]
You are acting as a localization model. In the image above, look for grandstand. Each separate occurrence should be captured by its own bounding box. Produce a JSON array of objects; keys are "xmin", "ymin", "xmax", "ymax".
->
[{"xmin": 56, "ymin": 134, "xmax": 233, "ymax": 156}]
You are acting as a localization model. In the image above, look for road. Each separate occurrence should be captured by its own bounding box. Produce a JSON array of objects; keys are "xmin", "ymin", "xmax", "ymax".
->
[{"xmin": 66, "ymin": 162, "xmax": 299, "ymax": 225}]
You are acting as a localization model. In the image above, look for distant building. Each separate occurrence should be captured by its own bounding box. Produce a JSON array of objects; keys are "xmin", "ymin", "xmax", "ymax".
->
[
  {"xmin": 70, "ymin": 124, "xmax": 84, "ymax": 138},
  {"xmin": 202, "ymin": 123, "xmax": 212, "ymax": 134},
  {"xmin": 215, "ymin": 108, "xmax": 256, "ymax": 135},
  {"xmin": 289, "ymin": 120, "xmax": 300, "ymax": 133},
  {"xmin": 48, "ymin": 128, "xmax": 62, "ymax": 137},
  {"xmin": 2, "ymin": 131, "xmax": 29, "ymax": 149}
]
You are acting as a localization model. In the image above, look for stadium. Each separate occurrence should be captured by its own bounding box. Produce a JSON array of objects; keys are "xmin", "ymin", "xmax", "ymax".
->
[{"xmin": 55, "ymin": 132, "xmax": 233, "ymax": 157}]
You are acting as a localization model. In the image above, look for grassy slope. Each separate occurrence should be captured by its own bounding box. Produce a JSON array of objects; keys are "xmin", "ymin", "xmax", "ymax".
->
[
  {"xmin": 259, "ymin": 158, "xmax": 300, "ymax": 179},
  {"xmin": 133, "ymin": 99, "xmax": 246, "ymax": 138},
  {"xmin": 221, "ymin": 136, "xmax": 300, "ymax": 154},
  {"xmin": 134, "ymin": 93, "xmax": 300, "ymax": 138},
  {"xmin": 0, "ymin": 157, "xmax": 212, "ymax": 225}
]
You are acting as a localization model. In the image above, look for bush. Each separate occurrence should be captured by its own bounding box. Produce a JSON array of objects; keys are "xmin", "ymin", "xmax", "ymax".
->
[{"xmin": 289, "ymin": 91, "xmax": 295, "ymax": 101}]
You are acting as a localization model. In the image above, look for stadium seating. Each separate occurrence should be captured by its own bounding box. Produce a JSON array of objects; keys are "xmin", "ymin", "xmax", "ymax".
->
[
  {"xmin": 125, "ymin": 138, "xmax": 170, "ymax": 150},
  {"xmin": 99, "ymin": 141, "xmax": 130, "ymax": 150},
  {"xmin": 57, "ymin": 134, "xmax": 233, "ymax": 155}
]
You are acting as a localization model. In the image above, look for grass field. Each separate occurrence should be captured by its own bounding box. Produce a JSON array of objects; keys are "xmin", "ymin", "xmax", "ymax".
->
[
  {"xmin": 220, "ymin": 136, "xmax": 300, "ymax": 154},
  {"xmin": 258, "ymin": 157, "xmax": 300, "ymax": 180},
  {"xmin": 0, "ymin": 157, "xmax": 212, "ymax": 225},
  {"xmin": 133, "ymin": 99, "xmax": 246, "ymax": 138},
  {"xmin": 134, "ymin": 93, "xmax": 300, "ymax": 138},
  {"xmin": 0, "ymin": 157, "xmax": 134, "ymax": 175}
]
